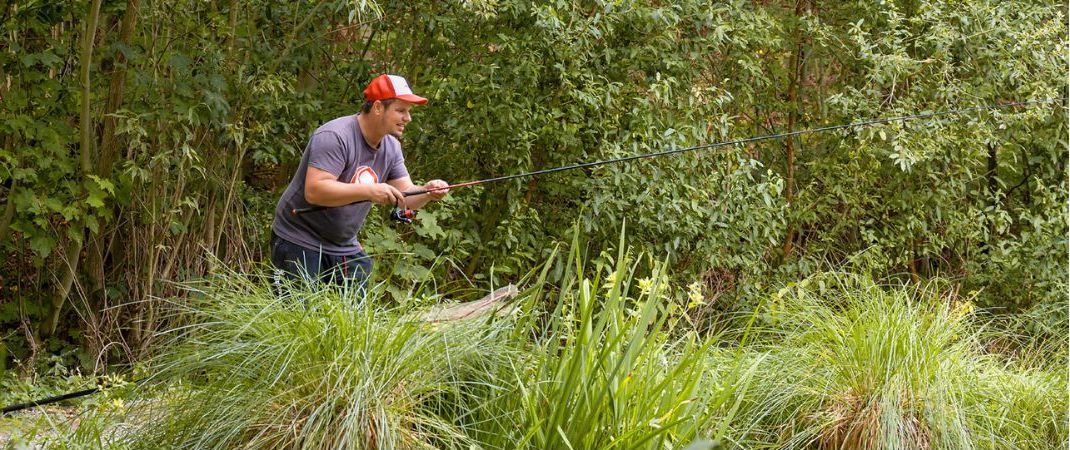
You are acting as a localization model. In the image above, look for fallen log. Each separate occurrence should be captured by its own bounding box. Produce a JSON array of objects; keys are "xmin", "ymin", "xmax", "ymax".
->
[{"xmin": 422, "ymin": 284, "xmax": 519, "ymax": 322}]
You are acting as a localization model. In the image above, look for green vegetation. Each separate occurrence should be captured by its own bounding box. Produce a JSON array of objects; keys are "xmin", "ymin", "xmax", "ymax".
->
[
  {"xmin": 5, "ymin": 235, "xmax": 1065, "ymax": 448},
  {"xmin": 1, "ymin": 0, "xmax": 1065, "ymax": 447},
  {"xmin": 740, "ymin": 273, "xmax": 1067, "ymax": 449}
]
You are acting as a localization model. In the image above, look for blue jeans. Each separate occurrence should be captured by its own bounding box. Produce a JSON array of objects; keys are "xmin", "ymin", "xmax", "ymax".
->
[{"xmin": 270, "ymin": 232, "xmax": 373, "ymax": 292}]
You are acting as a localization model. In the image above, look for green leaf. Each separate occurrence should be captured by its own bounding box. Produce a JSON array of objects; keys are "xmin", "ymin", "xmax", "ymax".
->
[
  {"xmin": 87, "ymin": 192, "xmax": 105, "ymax": 208},
  {"xmin": 88, "ymin": 175, "xmax": 116, "ymax": 195},
  {"xmin": 37, "ymin": 52, "xmax": 63, "ymax": 68},
  {"xmin": 85, "ymin": 215, "xmax": 100, "ymax": 234},
  {"xmin": 29, "ymin": 234, "xmax": 56, "ymax": 258},
  {"xmin": 168, "ymin": 52, "xmax": 191, "ymax": 72},
  {"xmin": 44, "ymin": 197, "xmax": 64, "ymax": 212},
  {"xmin": 169, "ymin": 220, "xmax": 187, "ymax": 235}
]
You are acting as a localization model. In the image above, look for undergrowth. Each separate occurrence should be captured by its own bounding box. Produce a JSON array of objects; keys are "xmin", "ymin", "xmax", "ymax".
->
[{"xmin": 6, "ymin": 239, "xmax": 1065, "ymax": 449}]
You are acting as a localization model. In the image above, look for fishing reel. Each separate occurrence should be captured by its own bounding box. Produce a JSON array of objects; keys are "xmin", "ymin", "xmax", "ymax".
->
[{"xmin": 390, "ymin": 199, "xmax": 417, "ymax": 225}]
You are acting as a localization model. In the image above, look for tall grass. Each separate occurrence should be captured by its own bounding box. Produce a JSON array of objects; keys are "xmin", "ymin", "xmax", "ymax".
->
[
  {"xmin": 126, "ymin": 274, "xmax": 517, "ymax": 449},
  {"xmin": 457, "ymin": 233, "xmax": 761, "ymax": 449},
  {"xmin": 735, "ymin": 273, "xmax": 1068, "ymax": 450},
  {"xmin": 34, "ymin": 237, "xmax": 1061, "ymax": 449},
  {"xmin": 112, "ymin": 231, "xmax": 756, "ymax": 449}
]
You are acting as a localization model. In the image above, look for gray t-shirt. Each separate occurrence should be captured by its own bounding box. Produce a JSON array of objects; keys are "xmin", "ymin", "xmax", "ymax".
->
[{"xmin": 272, "ymin": 114, "xmax": 409, "ymax": 255}]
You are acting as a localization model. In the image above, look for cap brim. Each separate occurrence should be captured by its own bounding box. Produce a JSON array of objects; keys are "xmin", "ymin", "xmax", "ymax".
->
[{"xmin": 396, "ymin": 94, "xmax": 428, "ymax": 105}]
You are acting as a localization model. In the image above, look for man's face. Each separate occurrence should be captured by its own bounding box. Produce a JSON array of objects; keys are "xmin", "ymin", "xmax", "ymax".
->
[{"xmin": 378, "ymin": 100, "xmax": 414, "ymax": 139}]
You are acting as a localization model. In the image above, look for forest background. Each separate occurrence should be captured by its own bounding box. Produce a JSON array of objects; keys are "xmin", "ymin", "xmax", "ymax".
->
[{"xmin": 0, "ymin": 0, "xmax": 1066, "ymax": 375}]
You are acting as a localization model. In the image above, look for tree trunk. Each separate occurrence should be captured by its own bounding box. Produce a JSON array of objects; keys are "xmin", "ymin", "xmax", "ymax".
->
[
  {"xmin": 46, "ymin": 237, "xmax": 85, "ymax": 336},
  {"xmin": 79, "ymin": 0, "xmax": 103, "ymax": 174},
  {"xmin": 81, "ymin": 0, "xmax": 140, "ymax": 370},
  {"xmin": 48, "ymin": 0, "xmax": 104, "ymax": 337},
  {"xmin": 0, "ymin": 180, "xmax": 15, "ymax": 244},
  {"xmin": 226, "ymin": 0, "xmax": 240, "ymax": 59},
  {"xmin": 87, "ymin": 0, "xmax": 140, "ymax": 295},
  {"xmin": 780, "ymin": 0, "xmax": 809, "ymax": 260},
  {"xmin": 97, "ymin": 0, "xmax": 139, "ymax": 177}
]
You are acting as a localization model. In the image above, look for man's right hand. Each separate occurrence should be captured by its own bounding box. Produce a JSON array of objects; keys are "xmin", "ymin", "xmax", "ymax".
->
[{"xmin": 366, "ymin": 183, "xmax": 407, "ymax": 207}]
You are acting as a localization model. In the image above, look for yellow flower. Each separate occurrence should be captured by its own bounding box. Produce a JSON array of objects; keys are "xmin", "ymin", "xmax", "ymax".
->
[
  {"xmin": 687, "ymin": 282, "xmax": 705, "ymax": 309},
  {"xmin": 952, "ymin": 300, "xmax": 975, "ymax": 319},
  {"xmin": 637, "ymin": 277, "xmax": 654, "ymax": 295},
  {"xmin": 603, "ymin": 270, "xmax": 618, "ymax": 291}
]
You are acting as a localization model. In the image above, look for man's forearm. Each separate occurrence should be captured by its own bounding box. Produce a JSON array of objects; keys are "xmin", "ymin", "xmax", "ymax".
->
[
  {"xmin": 306, "ymin": 180, "xmax": 375, "ymax": 207},
  {"xmin": 385, "ymin": 178, "xmax": 445, "ymax": 210},
  {"xmin": 404, "ymin": 192, "xmax": 435, "ymax": 210}
]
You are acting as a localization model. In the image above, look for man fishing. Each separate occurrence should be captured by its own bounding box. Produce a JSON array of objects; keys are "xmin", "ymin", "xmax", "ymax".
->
[{"xmin": 270, "ymin": 74, "xmax": 448, "ymax": 289}]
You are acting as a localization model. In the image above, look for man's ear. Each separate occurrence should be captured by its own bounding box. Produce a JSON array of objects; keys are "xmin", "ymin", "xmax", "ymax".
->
[{"xmin": 372, "ymin": 100, "xmax": 384, "ymax": 115}]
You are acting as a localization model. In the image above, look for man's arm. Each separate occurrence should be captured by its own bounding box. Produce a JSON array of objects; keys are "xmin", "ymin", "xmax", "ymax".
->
[
  {"xmin": 387, "ymin": 176, "xmax": 449, "ymax": 210},
  {"xmin": 305, "ymin": 166, "xmax": 407, "ymax": 207}
]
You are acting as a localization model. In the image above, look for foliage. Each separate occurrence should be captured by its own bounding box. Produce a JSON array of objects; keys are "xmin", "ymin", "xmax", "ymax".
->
[
  {"xmin": 1, "ymin": 3, "xmax": 1065, "ymax": 444},
  {"xmin": 388, "ymin": 0, "xmax": 1067, "ymax": 315},
  {"xmin": 0, "ymin": 0, "xmax": 1065, "ymax": 377},
  {"xmin": 1, "ymin": 351, "xmax": 99, "ymax": 407}
]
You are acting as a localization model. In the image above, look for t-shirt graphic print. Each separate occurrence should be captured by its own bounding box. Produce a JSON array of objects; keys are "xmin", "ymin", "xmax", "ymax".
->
[{"xmin": 352, "ymin": 166, "xmax": 378, "ymax": 185}]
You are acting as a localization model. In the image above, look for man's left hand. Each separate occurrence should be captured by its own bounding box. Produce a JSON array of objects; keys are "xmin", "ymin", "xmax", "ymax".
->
[{"xmin": 424, "ymin": 179, "xmax": 449, "ymax": 200}]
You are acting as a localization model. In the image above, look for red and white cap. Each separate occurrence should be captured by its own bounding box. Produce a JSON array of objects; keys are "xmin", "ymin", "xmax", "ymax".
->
[{"xmin": 363, "ymin": 74, "xmax": 428, "ymax": 105}]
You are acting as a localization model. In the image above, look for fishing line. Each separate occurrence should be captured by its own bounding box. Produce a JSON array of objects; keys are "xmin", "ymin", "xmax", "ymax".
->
[{"xmin": 1, "ymin": 378, "xmax": 148, "ymax": 415}]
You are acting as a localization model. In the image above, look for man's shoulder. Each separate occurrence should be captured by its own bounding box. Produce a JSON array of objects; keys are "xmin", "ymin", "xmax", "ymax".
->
[
  {"xmin": 315, "ymin": 115, "xmax": 358, "ymax": 136},
  {"xmin": 307, "ymin": 115, "xmax": 358, "ymax": 152},
  {"xmin": 382, "ymin": 134, "xmax": 404, "ymax": 156}
]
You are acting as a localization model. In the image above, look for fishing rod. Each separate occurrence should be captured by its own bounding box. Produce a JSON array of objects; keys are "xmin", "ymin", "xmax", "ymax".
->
[{"xmin": 291, "ymin": 98, "xmax": 1058, "ymax": 221}]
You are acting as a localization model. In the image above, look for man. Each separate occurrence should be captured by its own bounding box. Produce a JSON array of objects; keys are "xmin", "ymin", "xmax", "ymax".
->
[{"xmin": 270, "ymin": 74, "xmax": 448, "ymax": 289}]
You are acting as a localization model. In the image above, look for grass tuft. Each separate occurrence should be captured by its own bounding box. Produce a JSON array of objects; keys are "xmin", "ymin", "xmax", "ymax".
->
[
  {"xmin": 125, "ymin": 273, "xmax": 516, "ymax": 449},
  {"xmin": 736, "ymin": 272, "xmax": 1067, "ymax": 450}
]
